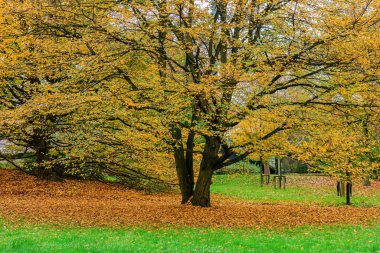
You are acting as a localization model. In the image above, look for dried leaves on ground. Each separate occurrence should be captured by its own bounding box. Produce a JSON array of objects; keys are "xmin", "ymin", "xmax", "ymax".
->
[{"xmin": 0, "ymin": 169, "xmax": 379, "ymax": 229}]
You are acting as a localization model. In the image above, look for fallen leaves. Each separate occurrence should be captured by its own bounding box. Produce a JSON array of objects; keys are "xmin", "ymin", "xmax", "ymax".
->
[{"xmin": 0, "ymin": 169, "xmax": 379, "ymax": 229}]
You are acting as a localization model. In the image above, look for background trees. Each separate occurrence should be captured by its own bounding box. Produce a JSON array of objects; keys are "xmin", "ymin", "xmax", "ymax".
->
[
  {"xmin": 1, "ymin": 0, "xmax": 379, "ymax": 206},
  {"xmin": 0, "ymin": 4, "xmax": 174, "ymax": 185}
]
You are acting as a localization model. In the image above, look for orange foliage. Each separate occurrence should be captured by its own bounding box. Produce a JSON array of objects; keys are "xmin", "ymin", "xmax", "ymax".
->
[{"xmin": 0, "ymin": 0, "xmax": 379, "ymax": 205}]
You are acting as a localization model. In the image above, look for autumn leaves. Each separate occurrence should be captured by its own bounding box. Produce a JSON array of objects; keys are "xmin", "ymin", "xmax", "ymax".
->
[{"xmin": 0, "ymin": 0, "xmax": 379, "ymax": 206}]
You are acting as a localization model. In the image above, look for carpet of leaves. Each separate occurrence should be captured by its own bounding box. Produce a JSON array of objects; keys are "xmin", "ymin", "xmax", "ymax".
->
[{"xmin": 0, "ymin": 169, "xmax": 379, "ymax": 229}]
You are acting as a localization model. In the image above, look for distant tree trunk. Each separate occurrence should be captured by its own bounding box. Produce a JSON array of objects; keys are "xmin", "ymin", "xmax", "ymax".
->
[
  {"xmin": 274, "ymin": 157, "xmax": 279, "ymax": 175},
  {"xmin": 191, "ymin": 136, "xmax": 220, "ymax": 207},
  {"xmin": 345, "ymin": 172, "xmax": 352, "ymax": 205},
  {"xmin": 263, "ymin": 164, "xmax": 270, "ymax": 174},
  {"xmin": 346, "ymin": 182, "xmax": 352, "ymax": 205},
  {"xmin": 259, "ymin": 158, "xmax": 264, "ymax": 173},
  {"xmin": 337, "ymin": 181, "xmax": 343, "ymax": 196}
]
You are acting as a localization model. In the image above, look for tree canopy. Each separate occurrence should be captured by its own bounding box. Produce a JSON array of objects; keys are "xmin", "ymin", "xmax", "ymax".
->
[{"xmin": 1, "ymin": 0, "xmax": 379, "ymax": 206}]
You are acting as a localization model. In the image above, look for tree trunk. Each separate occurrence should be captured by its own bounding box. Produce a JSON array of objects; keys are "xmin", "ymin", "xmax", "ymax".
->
[
  {"xmin": 35, "ymin": 148, "xmax": 46, "ymax": 180},
  {"xmin": 191, "ymin": 136, "xmax": 220, "ymax": 207},
  {"xmin": 346, "ymin": 182, "xmax": 352, "ymax": 205},
  {"xmin": 345, "ymin": 172, "xmax": 352, "ymax": 205},
  {"xmin": 185, "ymin": 131, "xmax": 195, "ymax": 192},
  {"xmin": 264, "ymin": 163, "xmax": 270, "ymax": 175},
  {"xmin": 33, "ymin": 134, "xmax": 63, "ymax": 181},
  {"xmin": 172, "ymin": 127, "xmax": 194, "ymax": 204},
  {"xmin": 191, "ymin": 163, "xmax": 214, "ymax": 207},
  {"xmin": 34, "ymin": 133, "xmax": 49, "ymax": 180}
]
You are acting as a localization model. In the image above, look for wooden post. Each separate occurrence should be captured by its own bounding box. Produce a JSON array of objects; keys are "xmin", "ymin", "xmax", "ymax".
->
[
  {"xmin": 273, "ymin": 157, "xmax": 286, "ymax": 189},
  {"xmin": 262, "ymin": 163, "xmax": 270, "ymax": 186},
  {"xmin": 260, "ymin": 164, "xmax": 263, "ymax": 187},
  {"xmin": 277, "ymin": 157, "xmax": 281, "ymax": 188}
]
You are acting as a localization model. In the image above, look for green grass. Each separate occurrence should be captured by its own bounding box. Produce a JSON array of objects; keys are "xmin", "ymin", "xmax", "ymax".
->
[
  {"xmin": 104, "ymin": 175, "xmax": 120, "ymax": 182},
  {"xmin": 0, "ymin": 223, "xmax": 379, "ymax": 253},
  {"xmin": 211, "ymin": 174, "xmax": 380, "ymax": 207},
  {"xmin": 0, "ymin": 162, "xmax": 14, "ymax": 169}
]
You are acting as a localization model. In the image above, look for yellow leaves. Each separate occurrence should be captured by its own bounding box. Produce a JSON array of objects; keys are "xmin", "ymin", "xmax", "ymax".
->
[
  {"xmin": 0, "ymin": 0, "xmax": 379, "ymax": 188},
  {"xmin": 284, "ymin": 110, "xmax": 380, "ymax": 179}
]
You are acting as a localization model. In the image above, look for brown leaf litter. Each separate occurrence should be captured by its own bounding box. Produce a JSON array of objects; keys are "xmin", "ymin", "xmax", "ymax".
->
[{"xmin": 0, "ymin": 169, "xmax": 379, "ymax": 228}]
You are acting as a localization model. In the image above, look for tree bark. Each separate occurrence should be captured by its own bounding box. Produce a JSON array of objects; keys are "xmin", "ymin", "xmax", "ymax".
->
[
  {"xmin": 33, "ymin": 133, "xmax": 49, "ymax": 180},
  {"xmin": 191, "ymin": 136, "xmax": 220, "ymax": 207},
  {"xmin": 35, "ymin": 148, "xmax": 46, "ymax": 180},
  {"xmin": 172, "ymin": 127, "xmax": 194, "ymax": 204},
  {"xmin": 185, "ymin": 130, "xmax": 195, "ymax": 191},
  {"xmin": 346, "ymin": 182, "xmax": 352, "ymax": 205},
  {"xmin": 33, "ymin": 133, "xmax": 63, "ymax": 181}
]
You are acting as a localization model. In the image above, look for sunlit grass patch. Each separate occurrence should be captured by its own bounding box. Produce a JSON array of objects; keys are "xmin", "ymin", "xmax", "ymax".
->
[{"xmin": 211, "ymin": 174, "xmax": 380, "ymax": 207}]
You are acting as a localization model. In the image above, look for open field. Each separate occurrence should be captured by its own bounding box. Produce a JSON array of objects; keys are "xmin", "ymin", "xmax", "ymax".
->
[{"xmin": 0, "ymin": 169, "xmax": 379, "ymax": 252}]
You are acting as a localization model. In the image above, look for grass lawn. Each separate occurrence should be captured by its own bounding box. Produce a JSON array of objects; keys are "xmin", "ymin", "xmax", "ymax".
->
[
  {"xmin": 1, "ymin": 223, "xmax": 379, "ymax": 253},
  {"xmin": 211, "ymin": 174, "xmax": 380, "ymax": 207}
]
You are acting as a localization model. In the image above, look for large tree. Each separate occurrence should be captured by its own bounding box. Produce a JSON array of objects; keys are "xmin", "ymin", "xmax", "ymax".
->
[{"xmin": 2, "ymin": 0, "xmax": 379, "ymax": 206}]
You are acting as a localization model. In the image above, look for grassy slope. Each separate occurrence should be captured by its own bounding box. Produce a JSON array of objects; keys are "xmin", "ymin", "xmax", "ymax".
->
[
  {"xmin": 211, "ymin": 174, "xmax": 380, "ymax": 207},
  {"xmin": 1, "ymin": 224, "xmax": 379, "ymax": 253}
]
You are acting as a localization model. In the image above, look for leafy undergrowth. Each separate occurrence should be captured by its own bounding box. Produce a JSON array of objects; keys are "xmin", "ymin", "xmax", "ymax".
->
[
  {"xmin": 0, "ymin": 223, "xmax": 379, "ymax": 253},
  {"xmin": 212, "ymin": 174, "xmax": 380, "ymax": 207},
  {"xmin": 1, "ymin": 169, "xmax": 379, "ymax": 229}
]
